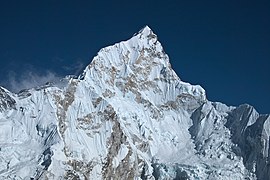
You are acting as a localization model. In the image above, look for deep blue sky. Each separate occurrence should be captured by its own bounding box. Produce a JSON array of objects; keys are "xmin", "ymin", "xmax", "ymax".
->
[{"xmin": 0, "ymin": 0, "xmax": 269, "ymax": 114}]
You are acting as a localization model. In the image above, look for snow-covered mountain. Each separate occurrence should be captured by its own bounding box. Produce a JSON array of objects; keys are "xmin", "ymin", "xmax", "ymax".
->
[{"xmin": 0, "ymin": 26, "xmax": 269, "ymax": 180}]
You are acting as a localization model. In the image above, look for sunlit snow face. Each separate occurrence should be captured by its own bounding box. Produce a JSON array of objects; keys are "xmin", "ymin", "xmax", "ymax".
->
[{"xmin": 0, "ymin": 26, "xmax": 268, "ymax": 180}]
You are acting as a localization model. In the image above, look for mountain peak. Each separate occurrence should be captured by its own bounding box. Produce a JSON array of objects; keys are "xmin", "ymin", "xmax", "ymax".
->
[
  {"xmin": 81, "ymin": 26, "xmax": 206, "ymax": 108},
  {"xmin": 0, "ymin": 27, "xmax": 268, "ymax": 180},
  {"xmin": 137, "ymin": 25, "xmax": 153, "ymax": 36},
  {"xmin": 79, "ymin": 25, "xmax": 167, "ymax": 84}
]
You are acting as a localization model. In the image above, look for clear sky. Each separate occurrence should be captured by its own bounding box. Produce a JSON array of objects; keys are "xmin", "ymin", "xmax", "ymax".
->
[{"xmin": 0, "ymin": 0, "xmax": 269, "ymax": 114}]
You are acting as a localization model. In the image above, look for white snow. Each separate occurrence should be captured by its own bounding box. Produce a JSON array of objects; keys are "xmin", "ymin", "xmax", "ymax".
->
[{"xmin": 0, "ymin": 26, "xmax": 267, "ymax": 179}]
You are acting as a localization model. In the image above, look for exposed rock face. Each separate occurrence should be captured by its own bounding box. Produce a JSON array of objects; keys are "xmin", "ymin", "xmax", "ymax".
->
[
  {"xmin": 0, "ymin": 87, "xmax": 16, "ymax": 112},
  {"xmin": 0, "ymin": 26, "xmax": 269, "ymax": 179}
]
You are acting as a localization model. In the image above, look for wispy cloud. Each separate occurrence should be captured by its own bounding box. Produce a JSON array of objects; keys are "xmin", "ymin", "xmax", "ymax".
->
[
  {"xmin": 1, "ymin": 58, "xmax": 88, "ymax": 93},
  {"xmin": 6, "ymin": 70, "xmax": 61, "ymax": 93},
  {"xmin": 62, "ymin": 58, "xmax": 86, "ymax": 76}
]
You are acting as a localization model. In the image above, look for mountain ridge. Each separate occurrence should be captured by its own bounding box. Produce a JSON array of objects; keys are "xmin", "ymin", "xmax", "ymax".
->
[{"xmin": 0, "ymin": 26, "xmax": 269, "ymax": 179}]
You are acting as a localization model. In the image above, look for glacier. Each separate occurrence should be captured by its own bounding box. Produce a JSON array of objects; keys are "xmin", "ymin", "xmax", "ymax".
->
[{"xmin": 0, "ymin": 26, "xmax": 269, "ymax": 179}]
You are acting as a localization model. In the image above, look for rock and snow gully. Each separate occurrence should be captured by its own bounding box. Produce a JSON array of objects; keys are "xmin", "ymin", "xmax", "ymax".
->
[{"xmin": 0, "ymin": 26, "xmax": 269, "ymax": 179}]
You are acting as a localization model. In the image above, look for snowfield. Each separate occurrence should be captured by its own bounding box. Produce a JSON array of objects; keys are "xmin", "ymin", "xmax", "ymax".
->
[{"xmin": 0, "ymin": 26, "xmax": 269, "ymax": 179}]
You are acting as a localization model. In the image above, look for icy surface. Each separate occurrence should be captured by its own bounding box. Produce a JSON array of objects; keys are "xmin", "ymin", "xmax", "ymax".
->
[{"xmin": 0, "ymin": 26, "xmax": 269, "ymax": 179}]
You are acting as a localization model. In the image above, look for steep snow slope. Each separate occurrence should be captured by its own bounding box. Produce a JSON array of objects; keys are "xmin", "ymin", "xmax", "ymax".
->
[{"xmin": 0, "ymin": 26, "xmax": 269, "ymax": 179}]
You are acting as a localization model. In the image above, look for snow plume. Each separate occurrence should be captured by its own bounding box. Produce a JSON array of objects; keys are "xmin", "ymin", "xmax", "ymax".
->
[
  {"xmin": 62, "ymin": 59, "xmax": 86, "ymax": 76},
  {"xmin": 6, "ymin": 70, "xmax": 61, "ymax": 93},
  {"xmin": 2, "ymin": 59, "xmax": 87, "ymax": 93}
]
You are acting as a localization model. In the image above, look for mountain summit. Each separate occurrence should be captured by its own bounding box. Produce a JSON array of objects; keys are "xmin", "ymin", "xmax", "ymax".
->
[{"xmin": 0, "ymin": 27, "xmax": 269, "ymax": 180}]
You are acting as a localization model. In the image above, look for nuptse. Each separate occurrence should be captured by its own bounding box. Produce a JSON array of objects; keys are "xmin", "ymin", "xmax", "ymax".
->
[{"xmin": 0, "ymin": 26, "xmax": 269, "ymax": 180}]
